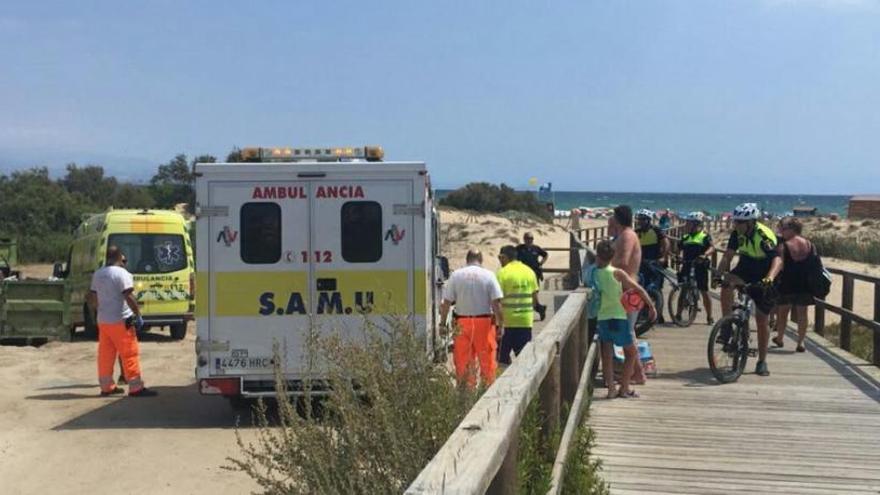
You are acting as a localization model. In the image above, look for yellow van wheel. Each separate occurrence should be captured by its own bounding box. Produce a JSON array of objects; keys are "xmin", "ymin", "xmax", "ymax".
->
[{"xmin": 170, "ymin": 323, "xmax": 187, "ymax": 340}]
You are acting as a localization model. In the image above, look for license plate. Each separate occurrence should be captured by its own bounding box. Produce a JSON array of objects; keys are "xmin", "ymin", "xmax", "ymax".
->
[{"xmin": 216, "ymin": 357, "xmax": 273, "ymax": 370}]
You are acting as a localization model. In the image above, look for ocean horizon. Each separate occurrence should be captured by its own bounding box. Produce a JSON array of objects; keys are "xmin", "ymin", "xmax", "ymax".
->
[{"xmin": 436, "ymin": 190, "xmax": 852, "ymax": 216}]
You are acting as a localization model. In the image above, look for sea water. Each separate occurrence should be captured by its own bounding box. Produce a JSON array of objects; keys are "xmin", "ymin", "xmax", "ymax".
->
[{"xmin": 437, "ymin": 190, "xmax": 850, "ymax": 216}]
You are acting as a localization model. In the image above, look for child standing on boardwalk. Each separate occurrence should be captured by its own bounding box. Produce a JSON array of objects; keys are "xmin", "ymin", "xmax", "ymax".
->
[{"xmin": 594, "ymin": 240, "xmax": 656, "ymax": 398}]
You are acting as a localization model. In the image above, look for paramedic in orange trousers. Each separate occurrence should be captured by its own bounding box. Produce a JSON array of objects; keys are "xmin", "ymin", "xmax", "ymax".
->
[
  {"xmin": 439, "ymin": 249, "xmax": 505, "ymax": 387},
  {"xmin": 88, "ymin": 246, "xmax": 158, "ymax": 397}
]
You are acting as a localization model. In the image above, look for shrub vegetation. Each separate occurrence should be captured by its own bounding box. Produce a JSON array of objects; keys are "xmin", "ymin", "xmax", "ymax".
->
[
  {"xmin": 440, "ymin": 182, "xmax": 553, "ymax": 221},
  {"xmin": 0, "ymin": 151, "xmax": 235, "ymax": 262}
]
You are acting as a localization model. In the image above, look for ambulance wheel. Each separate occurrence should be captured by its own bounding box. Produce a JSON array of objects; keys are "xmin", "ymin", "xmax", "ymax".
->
[
  {"xmin": 170, "ymin": 323, "xmax": 187, "ymax": 340},
  {"xmin": 83, "ymin": 304, "xmax": 98, "ymax": 339}
]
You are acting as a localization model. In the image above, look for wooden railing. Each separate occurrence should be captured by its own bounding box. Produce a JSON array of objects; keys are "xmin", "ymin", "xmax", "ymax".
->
[
  {"xmin": 543, "ymin": 233, "xmax": 587, "ymax": 290},
  {"xmin": 814, "ymin": 268, "xmax": 880, "ymax": 366},
  {"xmin": 406, "ymin": 292, "xmax": 597, "ymax": 495}
]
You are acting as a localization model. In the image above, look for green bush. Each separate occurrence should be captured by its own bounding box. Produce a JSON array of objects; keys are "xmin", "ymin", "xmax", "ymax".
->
[
  {"xmin": 228, "ymin": 318, "xmax": 478, "ymax": 494},
  {"xmin": 440, "ymin": 182, "xmax": 552, "ymax": 221}
]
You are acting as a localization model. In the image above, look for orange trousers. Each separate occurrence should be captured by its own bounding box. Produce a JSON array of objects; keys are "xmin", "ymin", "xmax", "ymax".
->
[
  {"xmin": 452, "ymin": 316, "xmax": 498, "ymax": 387},
  {"xmin": 98, "ymin": 321, "xmax": 144, "ymax": 393}
]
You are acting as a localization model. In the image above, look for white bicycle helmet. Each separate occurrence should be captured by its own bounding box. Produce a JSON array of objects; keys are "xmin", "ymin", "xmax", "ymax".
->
[
  {"xmin": 686, "ymin": 211, "xmax": 704, "ymax": 222},
  {"xmin": 636, "ymin": 208, "xmax": 654, "ymax": 219},
  {"xmin": 732, "ymin": 203, "xmax": 760, "ymax": 221}
]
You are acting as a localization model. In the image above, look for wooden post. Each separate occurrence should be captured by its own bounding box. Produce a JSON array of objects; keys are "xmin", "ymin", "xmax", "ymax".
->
[
  {"xmin": 539, "ymin": 354, "xmax": 561, "ymax": 458},
  {"xmin": 814, "ymin": 301, "xmax": 825, "ymax": 336},
  {"xmin": 487, "ymin": 430, "xmax": 519, "ymax": 495},
  {"xmin": 841, "ymin": 274, "xmax": 854, "ymax": 351},
  {"xmin": 561, "ymin": 329, "xmax": 580, "ymax": 405},
  {"xmin": 874, "ymin": 284, "xmax": 880, "ymax": 367}
]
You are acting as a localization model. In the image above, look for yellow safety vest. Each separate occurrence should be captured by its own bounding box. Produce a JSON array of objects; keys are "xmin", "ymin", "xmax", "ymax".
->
[
  {"xmin": 497, "ymin": 261, "xmax": 538, "ymax": 328},
  {"xmin": 683, "ymin": 230, "xmax": 708, "ymax": 246},
  {"xmin": 736, "ymin": 222, "xmax": 777, "ymax": 260},
  {"xmin": 638, "ymin": 227, "xmax": 660, "ymax": 247}
]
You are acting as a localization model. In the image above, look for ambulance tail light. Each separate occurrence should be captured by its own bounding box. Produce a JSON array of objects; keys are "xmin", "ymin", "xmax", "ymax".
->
[{"xmin": 200, "ymin": 378, "xmax": 240, "ymax": 396}]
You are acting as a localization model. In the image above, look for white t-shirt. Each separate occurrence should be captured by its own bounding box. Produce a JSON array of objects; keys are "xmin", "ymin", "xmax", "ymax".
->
[
  {"xmin": 90, "ymin": 265, "xmax": 135, "ymax": 323},
  {"xmin": 442, "ymin": 263, "xmax": 504, "ymax": 316}
]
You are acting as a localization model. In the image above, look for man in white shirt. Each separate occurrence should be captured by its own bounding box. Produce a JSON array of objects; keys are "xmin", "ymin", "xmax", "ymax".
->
[
  {"xmin": 439, "ymin": 249, "xmax": 504, "ymax": 387},
  {"xmin": 88, "ymin": 246, "xmax": 157, "ymax": 397}
]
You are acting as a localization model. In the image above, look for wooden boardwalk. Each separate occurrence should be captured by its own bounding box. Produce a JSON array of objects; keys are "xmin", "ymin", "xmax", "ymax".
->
[{"xmin": 589, "ymin": 299, "xmax": 880, "ymax": 495}]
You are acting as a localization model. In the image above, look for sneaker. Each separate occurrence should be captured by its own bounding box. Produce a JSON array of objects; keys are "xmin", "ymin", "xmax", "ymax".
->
[
  {"xmin": 755, "ymin": 361, "xmax": 770, "ymax": 376},
  {"xmin": 129, "ymin": 388, "xmax": 159, "ymax": 397},
  {"xmin": 100, "ymin": 387, "xmax": 124, "ymax": 397}
]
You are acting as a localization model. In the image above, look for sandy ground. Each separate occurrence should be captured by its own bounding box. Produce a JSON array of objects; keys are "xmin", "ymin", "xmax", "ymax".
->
[
  {"xmin": 0, "ymin": 324, "xmax": 258, "ymax": 495},
  {"xmin": 438, "ymin": 207, "xmax": 604, "ymax": 272}
]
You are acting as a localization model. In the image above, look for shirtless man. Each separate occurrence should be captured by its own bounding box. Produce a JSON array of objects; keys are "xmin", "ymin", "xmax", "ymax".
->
[{"xmin": 609, "ymin": 205, "xmax": 647, "ymax": 383}]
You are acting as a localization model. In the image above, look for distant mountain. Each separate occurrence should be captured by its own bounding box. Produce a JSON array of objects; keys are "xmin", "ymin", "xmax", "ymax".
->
[{"xmin": 0, "ymin": 147, "xmax": 157, "ymax": 183}]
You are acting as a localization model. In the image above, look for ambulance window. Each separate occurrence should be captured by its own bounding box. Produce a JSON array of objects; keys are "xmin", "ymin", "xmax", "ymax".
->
[
  {"xmin": 240, "ymin": 203, "xmax": 282, "ymax": 264},
  {"xmin": 341, "ymin": 201, "xmax": 382, "ymax": 263}
]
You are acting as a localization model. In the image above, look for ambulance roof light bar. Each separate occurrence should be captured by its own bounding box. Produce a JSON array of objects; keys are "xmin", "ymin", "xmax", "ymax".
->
[{"xmin": 239, "ymin": 146, "xmax": 384, "ymax": 163}]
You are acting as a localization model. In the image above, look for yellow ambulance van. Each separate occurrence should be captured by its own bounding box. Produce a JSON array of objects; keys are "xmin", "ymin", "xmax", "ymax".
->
[{"xmin": 61, "ymin": 209, "xmax": 195, "ymax": 339}]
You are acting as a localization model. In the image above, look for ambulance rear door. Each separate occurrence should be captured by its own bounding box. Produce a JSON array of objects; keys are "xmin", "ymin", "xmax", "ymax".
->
[
  {"xmin": 309, "ymin": 178, "xmax": 416, "ymax": 336},
  {"xmin": 206, "ymin": 180, "xmax": 312, "ymax": 378}
]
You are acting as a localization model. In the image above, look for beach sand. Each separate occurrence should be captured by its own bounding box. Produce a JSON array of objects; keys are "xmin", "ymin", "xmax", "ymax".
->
[{"xmin": 438, "ymin": 207, "xmax": 604, "ymax": 272}]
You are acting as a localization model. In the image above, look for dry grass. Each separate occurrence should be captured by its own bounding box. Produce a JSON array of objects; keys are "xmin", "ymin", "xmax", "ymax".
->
[
  {"xmin": 820, "ymin": 322, "xmax": 876, "ymax": 363},
  {"xmin": 227, "ymin": 318, "xmax": 478, "ymax": 494}
]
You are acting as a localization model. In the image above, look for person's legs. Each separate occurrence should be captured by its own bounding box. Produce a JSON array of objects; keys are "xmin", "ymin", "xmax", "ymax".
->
[
  {"xmin": 452, "ymin": 320, "xmax": 477, "ymax": 386},
  {"xmin": 774, "ymin": 304, "xmax": 791, "ymax": 345},
  {"xmin": 507, "ymin": 328, "xmax": 532, "ymax": 358},
  {"xmin": 795, "ymin": 305, "xmax": 809, "ymax": 349},
  {"xmin": 97, "ymin": 322, "xmax": 120, "ymax": 394},
  {"xmin": 619, "ymin": 344, "xmax": 638, "ymax": 396},
  {"xmin": 474, "ymin": 319, "xmax": 498, "ymax": 386},
  {"xmin": 721, "ymin": 286, "xmax": 734, "ymax": 316},
  {"xmin": 626, "ymin": 311, "xmax": 646, "ymax": 383},
  {"xmin": 755, "ymin": 311, "xmax": 770, "ymax": 375},
  {"xmin": 116, "ymin": 326, "xmax": 144, "ymax": 393},
  {"xmin": 701, "ymin": 291, "xmax": 713, "ymax": 322},
  {"xmin": 600, "ymin": 341, "xmax": 615, "ymax": 397}
]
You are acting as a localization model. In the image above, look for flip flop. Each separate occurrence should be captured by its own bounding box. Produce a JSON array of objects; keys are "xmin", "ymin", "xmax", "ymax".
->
[{"xmin": 618, "ymin": 390, "xmax": 640, "ymax": 399}]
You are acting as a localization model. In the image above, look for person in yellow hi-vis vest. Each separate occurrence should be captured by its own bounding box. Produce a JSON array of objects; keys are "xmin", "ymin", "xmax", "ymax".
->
[{"xmin": 496, "ymin": 245, "xmax": 540, "ymax": 365}]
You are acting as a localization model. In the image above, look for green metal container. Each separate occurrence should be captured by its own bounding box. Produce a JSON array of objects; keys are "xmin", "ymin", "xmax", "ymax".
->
[{"xmin": 0, "ymin": 279, "xmax": 72, "ymax": 343}]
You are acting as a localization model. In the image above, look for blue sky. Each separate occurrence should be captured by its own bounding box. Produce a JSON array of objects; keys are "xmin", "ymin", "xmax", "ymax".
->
[{"xmin": 1, "ymin": 1, "xmax": 878, "ymax": 193}]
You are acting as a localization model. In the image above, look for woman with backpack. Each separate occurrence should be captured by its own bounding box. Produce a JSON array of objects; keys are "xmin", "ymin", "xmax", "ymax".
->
[{"xmin": 773, "ymin": 217, "xmax": 816, "ymax": 353}]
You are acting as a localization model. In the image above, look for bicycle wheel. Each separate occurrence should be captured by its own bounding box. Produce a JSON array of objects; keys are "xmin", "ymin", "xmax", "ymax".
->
[
  {"xmin": 668, "ymin": 285, "xmax": 698, "ymax": 327},
  {"xmin": 707, "ymin": 315, "xmax": 748, "ymax": 383},
  {"xmin": 635, "ymin": 288, "xmax": 662, "ymax": 337}
]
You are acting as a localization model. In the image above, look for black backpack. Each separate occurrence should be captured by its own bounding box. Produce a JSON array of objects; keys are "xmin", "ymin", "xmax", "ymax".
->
[{"xmin": 804, "ymin": 243, "xmax": 832, "ymax": 299}]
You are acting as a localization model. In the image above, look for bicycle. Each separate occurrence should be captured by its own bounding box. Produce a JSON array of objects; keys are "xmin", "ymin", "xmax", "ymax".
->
[
  {"xmin": 667, "ymin": 257, "xmax": 709, "ymax": 328},
  {"xmin": 706, "ymin": 272, "xmax": 769, "ymax": 383},
  {"xmin": 635, "ymin": 260, "xmax": 676, "ymax": 336}
]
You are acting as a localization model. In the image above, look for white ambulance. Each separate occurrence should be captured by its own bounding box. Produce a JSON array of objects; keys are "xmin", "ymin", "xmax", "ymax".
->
[{"xmin": 193, "ymin": 146, "xmax": 447, "ymax": 398}]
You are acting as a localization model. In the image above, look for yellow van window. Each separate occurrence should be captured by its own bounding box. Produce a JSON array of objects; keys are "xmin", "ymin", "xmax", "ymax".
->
[
  {"xmin": 341, "ymin": 201, "xmax": 382, "ymax": 263},
  {"xmin": 108, "ymin": 234, "xmax": 187, "ymax": 274},
  {"xmin": 241, "ymin": 202, "xmax": 281, "ymax": 264}
]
